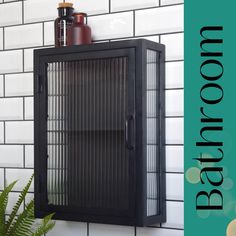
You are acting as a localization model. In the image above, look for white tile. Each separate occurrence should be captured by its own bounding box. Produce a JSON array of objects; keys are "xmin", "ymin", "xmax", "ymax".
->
[
  {"xmin": 166, "ymin": 173, "xmax": 184, "ymax": 200},
  {"xmin": 5, "ymin": 24, "xmax": 43, "ymax": 49},
  {"xmin": 88, "ymin": 12, "xmax": 133, "ymax": 41},
  {"xmin": 161, "ymin": 0, "xmax": 184, "ymax": 6},
  {"xmin": 47, "ymin": 220, "xmax": 87, "ymax": 236},
  {"xmin": 0, "ymin": 98, "xmax": 23, "ymax": 120},
  {"xmin": 24, "ymin": 97, "xmax": 34, "ymax": 120},
  {"xmin": 90, "ymin": 224, "xmax": 134, "ymax": 236},
  {"xmin": 0, "ymin": 122, "xmax": 3, "ymax": 143},
  {"xmin": 136, "ymin": 5, "xmax": 183, "ymax": 36},
  {"xmin": 161, "ymin": 33, "xmax": 183, "ymax": 61},
  {"xmin": 166, "ymin": 118, "xmax": 183, "ymax": 144},
  {"xmin": 0, "ymin": 2, "xmax": 22, "ymax": 27},
  {"xmin": 25, "ymin": 145, "xmax": 34, "ymax": 168},
  {"xmin": 44, "ymin": 21, "xmax": 54, "ymax": 46},
  {"xmin": 163, "ymin": 201, "xmax": 184, "ymax": 229},
  {"xmin": 5, "ymin": 121, "xmax": 34, "ymax": 144},
  {"xmin": 166, "ymin": 61, "xmax": 184, "ymax": 89},
  {"xmin": 71, "ymin": 0, "xmax": 109, "ymax": 15},
  {"xmin": 5, "ymin": 168, "xmax": 34, "ymax": 192},
  {"xmin": 166, "ymin": 89, "xmax": 184, "ymax": 116},
  {"xmin": 24, "ymin": 0, "xmax": 60, "ymax": 23},
  {"xmin": 5, "ymin": 73, "xmax": 33, "ymax": 97},
  {"xmin": 6, "ymin": 192, "xmax": 24, "ymax": 215},
  {"xmin": 166, "ymin": 146, "xmax": 184, "ymax": 173},
  {"xmin": 24, "ymin": 48, "xmax": 34, "ymax": 72},
  {"xmin": 0, "ymin": 145, "xmax": 23, "ymax": 167},
  {"xmin": 0, "ymin": 75, "xmax": 3, "ymax": 97},
  {"xmin": 0, "ymin": 28, "xmax": 3, "ymax": 50},
  {"xmin": 0, "ymin": 50, "xmax": 23, "ymax": 74},
  {"xmin": 0, "ymin": 168, "xmax": 4, "ymax": 190},
  {"xmin": 137, "ymin": 227, "xmax": 183, "ymax": 236},
  {"xmin": 111, "ymin": 0, "xmax": 158, "ymax": 12},
  {"xmin": 3, "ymin": 0, "xmax": 18, "ymax": 2}
]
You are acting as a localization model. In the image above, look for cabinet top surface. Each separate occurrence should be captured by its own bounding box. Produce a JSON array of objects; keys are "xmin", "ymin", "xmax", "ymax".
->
[{"xmin": 34, "ymin": 39, "xmax": 165, "ymax": 57}]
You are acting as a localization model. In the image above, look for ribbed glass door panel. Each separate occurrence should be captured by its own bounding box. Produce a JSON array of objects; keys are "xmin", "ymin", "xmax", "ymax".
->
[
  {"xmin": 146, "ymin": 49, "xmax": 160, "ymax": 216},
  {"xmin": 47, "ymin": 57, "xmax": 130, "ymax": 213}
]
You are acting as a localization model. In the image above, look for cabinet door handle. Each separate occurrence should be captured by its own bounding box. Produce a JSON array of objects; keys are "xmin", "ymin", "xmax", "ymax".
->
[{"xmin": 125, "ymin": 115, "xmax": 135, "ymax": 150}]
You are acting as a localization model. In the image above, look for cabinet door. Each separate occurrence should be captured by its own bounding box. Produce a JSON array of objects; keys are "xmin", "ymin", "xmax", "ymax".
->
[{"xmin": 35, "ymin": 48, "xmax": 136, "ymax": 222}]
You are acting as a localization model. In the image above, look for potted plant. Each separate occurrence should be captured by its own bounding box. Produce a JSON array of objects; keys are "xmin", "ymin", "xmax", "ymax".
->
[{"xmin": 0, "ymin": 174, "xmax": 55, "ymax": 236}]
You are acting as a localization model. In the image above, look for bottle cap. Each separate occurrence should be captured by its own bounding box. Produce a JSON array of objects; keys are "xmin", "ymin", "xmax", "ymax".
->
[{"xmin": 58, "ymin": 2, "xmax": 73, "ymax": 8}]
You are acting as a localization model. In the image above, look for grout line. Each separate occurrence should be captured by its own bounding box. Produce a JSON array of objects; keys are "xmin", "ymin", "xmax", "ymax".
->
[
  {"xmin": 109, "ymin": 0, "xmax": 111, "ymax": 13},
  {"xmin": 3, "ymin": 121, "xmax": 5, "ymax": 144},
  {"xmin": 23, "ymin": 144, "xmax": 25, "ymax": 168},
  {"xmin": 3, "ymin": 168, "xmax": 6, "ymax": 188},
  {"xmin": 87, "ymin": 222, "xmax": 89, "ymax": 236},
  {"xmin": 2, "ymin": 27, "xmax": 5, "ymax": 50},
  {"xmin": 22, "ymin": 0, "xmax": 24, "ymax": 24},
  {"xmin": 133, "ymin": 11, "xmax": 135, "ymax": 37},
  {"xmin": 23, "ymin": 97, "xmax": 25, "ymax": 120},
  {"xmin": 42, "ymin": 22, "xmax": 45, "ymax": 46},
  {"xmin": 134, "ymin": 226, "xmax": 137, "ymax": 236},
  {"xmin": 3, "ymin": 74, "xmax": 5, "ymax": 97}
]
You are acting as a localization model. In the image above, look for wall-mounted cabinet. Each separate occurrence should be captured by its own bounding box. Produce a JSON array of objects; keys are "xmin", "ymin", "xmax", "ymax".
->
[{"xmin": 34, "ymin": 39, "xmax": 166, "ymax": 226}]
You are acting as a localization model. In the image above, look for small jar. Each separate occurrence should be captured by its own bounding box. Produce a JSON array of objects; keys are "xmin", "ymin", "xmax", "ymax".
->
[
  {"xmin": 72, "ymin": 13, "xmax": 92, "ymax": 45},
  {"xmin": 55, "ymin": 2, "xmax": 74, "ymax": 47}
]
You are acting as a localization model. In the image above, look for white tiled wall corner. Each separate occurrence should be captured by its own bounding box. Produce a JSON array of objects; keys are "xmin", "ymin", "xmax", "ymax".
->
[
  {"xmin": 163, "ymin": 201, "xmax": 184, "ymax": 229},
  {"xmin": 24, "ymin": 97, "xmax": 34, "ymax": 120},
  {"xmin": 0, "ymin": 168, "xmax": 4, "ymax": 190},
  {"xmin": 161, "ymin": 33, "xmax": 184, "ymax": 61},
  {"xmin": 0, "ymin": 98, "xmax": 23, "ymax": 120},
  {"xmin": 0, "ymin": 145, "xmax": 24, "ymax": 167},
  {"xmin": 5, "ymin": 73, "xmax": 33, "ymax": 97},
  {"xmin": 166, "ymin": 146, "xmax": 184, "ymax": 173},
  {"xmin": 70, "ymin": 0, "xmax": 109, "ymax": 15},
  {"xmin": 44, "ymin": 21, "xmax": 54, "ymax": 46},
  {"xmin": 47, "ymin": 221, "xmax": 87, "ymax": 236},
  {"xmin": 0, "ymin": 28, "xmax": 3, "ymax": 50},
  {"xmin": 166, "ymin": 61, "xmax": 184, "ymax": 89},
  {"xmin": 166, "ymin": 173, "xmax": 184, "ymax": 200},
  {"xmin": 24, "ymin": 0, "xmax": 60, "ymax": 24},
  {"xmin": 166, "ymin": 118, "xmax": 184, "ymax": 144},
  {"xmin": 88, "ymin": 12, "xmax": 133, "ymax": 40},
  {"xmin": 0, "ymin": 50, "xmax": 23, "ymax": 74},
  {"xmin": 111, "ymin": 0, "xmax": 158, "ymax": 12},
  {"xmin": 5, "ymin": 23, "xmax": 43, "ymax": 49},
  {"xmin": 25, "ymin": 145, "xmax": 34, "ymax": 168},
  {"xmin": 135, "ymin": 5, "xmax": 183, "ymax": 36},
  {"xmin": 0, "ymin": 2, "xmax": 22, "ymax": 27},
  {"xmin": 161, "ymin": 0, "xmax": 184, "ymax": 6},
  {"xmin": 5, "ymin": 168, "xmax": 34, "ymax": 192},
  {"xmin": 137, "ymin": 227, "xmax": 184, "ymax": 236},
  {"xmin": 6, "ymin": 192, "xmax": 24, "ymax": 214},
  {"xmin": 166, "ymin": 90, "xmax": 184, "ymax": 116},
  {"xmin": 0, "ymin": 122, "xmax": 4, "ymax": 143},
  {"xmin": 5, "ymin": 121, "xmax": 34, "ymax": 144},
  {"xmin": 0, "ymin": 75, "xmax": 3, "ymax": 97},
  {"xmin": 89, "ymin": 224, "xmax": 135, "ymax": 236}
]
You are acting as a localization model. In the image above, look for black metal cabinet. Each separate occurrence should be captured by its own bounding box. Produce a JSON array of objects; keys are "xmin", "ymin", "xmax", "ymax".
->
[{"xmin": 34, "ymin": 39, "xmax": 166, "ymax": 226}]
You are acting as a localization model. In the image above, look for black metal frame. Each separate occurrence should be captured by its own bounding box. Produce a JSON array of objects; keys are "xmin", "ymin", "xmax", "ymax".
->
[{"xmin": 34, "ymin": 39, "xmax": 166, "ymax": 226}]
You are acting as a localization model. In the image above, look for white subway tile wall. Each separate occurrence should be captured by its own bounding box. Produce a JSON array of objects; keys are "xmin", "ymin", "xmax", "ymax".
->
[
  {"xmin": 111, "ymin": 0, "xmax": 159, "ymax": 12},
  {"xmin": 0, "ymin": 2, "xmax": 22, "ymax": 27},
  {"xmin": 5, "ymin": 23, "xmax": 43, "ymax": 49},
  {"xmin": 0, "ymin": 145, "xmax": 23, "ymax": 167},
  {"xmin": 0, "ymin": 28, "xmax": 3, "ymax": 50},
  {"xmin": 0, "ymin": 0, "xmax": 184, "ymax": 235}
]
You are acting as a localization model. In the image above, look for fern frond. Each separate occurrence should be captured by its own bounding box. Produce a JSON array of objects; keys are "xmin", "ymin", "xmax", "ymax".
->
[
  {"xmin": 6, "ymin": 174, "xmax": 34, "ymax": 232},
  {"xmin": 0, "ymin": 180, "xmax": 17, "ymax": 236},
  {"xmin": 7, "ymin": 199, "xmax": 34, "ymax": 236},
  {"xmin": 32, "ymin": 213, "xmax": 55, "ymax": 236}
]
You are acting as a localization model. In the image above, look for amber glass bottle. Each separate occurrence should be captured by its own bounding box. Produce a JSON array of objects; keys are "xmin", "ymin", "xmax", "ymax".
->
[
  {"xmin": 55, "ymin": 2, "xmax": 74, "ymax": 47},
  {"xmin": 72, "ymin": 13, "xmax": 92, "ymax": 45}
]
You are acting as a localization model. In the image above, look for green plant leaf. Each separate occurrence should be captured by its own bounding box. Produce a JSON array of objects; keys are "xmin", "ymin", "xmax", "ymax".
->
[
  {"xmin": 6, "ymin": 174, "xmax": 34, "ymax": 233},
  {"xmin": 0, "ymin": 180, "xmax": 17, "ymax": 236},
  {"xmin": 32, "ymin": 213, "xmax": 55, "ymax": 236},
  {"xmin": 7, "ymin": 199, "xmax": 34, "ymax": 236}
]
